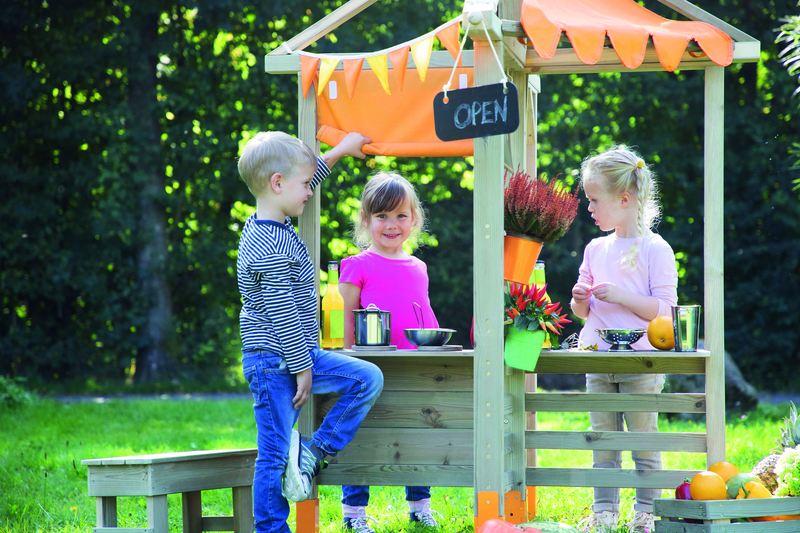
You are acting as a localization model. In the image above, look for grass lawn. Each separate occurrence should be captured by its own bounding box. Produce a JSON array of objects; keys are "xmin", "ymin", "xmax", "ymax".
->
[{"xmin": 0, "ymin": 398, "xmax": 792, "ymax": 532}]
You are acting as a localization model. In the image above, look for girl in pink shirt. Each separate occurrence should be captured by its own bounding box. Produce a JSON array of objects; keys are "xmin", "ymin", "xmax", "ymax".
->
[
  {"xmin": 570, "ymin": 146, "xmax": 678, "ymax": 533},
  {"xmin": 338, "ymin": 172, "xmax": 439, "ymax": 532}
]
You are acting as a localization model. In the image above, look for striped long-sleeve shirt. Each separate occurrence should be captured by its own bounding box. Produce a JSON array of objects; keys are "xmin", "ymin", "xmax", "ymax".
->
[{"xmin": 236, "ymin": 157, "xmax": 330, "ymax": 373}]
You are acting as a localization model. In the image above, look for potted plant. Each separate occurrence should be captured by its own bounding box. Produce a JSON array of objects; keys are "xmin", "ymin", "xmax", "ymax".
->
[
  {"xmin": 504, "ymin": 169, "xmax": 579, "ymax": 284},
  {"xmin": 504, "ymin": 282, "xmax": 571, "ymax": 371}
]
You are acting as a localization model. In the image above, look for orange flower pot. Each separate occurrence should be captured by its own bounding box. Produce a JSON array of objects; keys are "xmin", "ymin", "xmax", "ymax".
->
[{"xmin": 504, "ymin": 234, "xmax": 543, "ymax": 285}]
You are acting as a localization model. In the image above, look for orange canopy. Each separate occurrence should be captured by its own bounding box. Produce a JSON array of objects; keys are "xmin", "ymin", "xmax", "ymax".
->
[
  {"xmin": 317, "ymin": 67, "xmax": 474, "ymax": 157},
  {"xmin": 520, "ymin": 0, "xmax": 733, "ymax": 71}
]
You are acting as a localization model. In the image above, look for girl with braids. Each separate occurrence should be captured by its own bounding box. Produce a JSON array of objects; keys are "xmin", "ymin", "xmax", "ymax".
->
[{"xmin": 571, "ymin": 145, "xmax": 678, "ymax": 533}]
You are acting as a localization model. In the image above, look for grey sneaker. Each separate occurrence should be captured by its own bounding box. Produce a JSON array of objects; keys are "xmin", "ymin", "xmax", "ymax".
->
[
  {"xmin": 281, "ymin": 430, "xmax": 327, "ymax": 502},
  {"xmin": 410, "ymin": 509, "xmax": 440, "ymax": 527},
  {"xmin": 627, "ymin": 511, "xmax": 655, "ymax": 533},
  {"xmin": 578, "ymin": 511, "xmax": 618, "ymax": 532},
  {"xmin": 343, "ymin": 516, "xmax": 377, "ymax": 533}
]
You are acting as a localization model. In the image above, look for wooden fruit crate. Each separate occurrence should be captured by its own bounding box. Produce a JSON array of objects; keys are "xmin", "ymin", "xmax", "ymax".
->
[{"xmin": 654, "ymin": 497, "xmax": 800, "ymax": 532}]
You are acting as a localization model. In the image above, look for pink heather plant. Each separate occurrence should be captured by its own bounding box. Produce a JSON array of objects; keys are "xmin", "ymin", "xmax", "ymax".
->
[{"xmin": 504, "ymin": 169, "xmax": 579, "ymax": 242}]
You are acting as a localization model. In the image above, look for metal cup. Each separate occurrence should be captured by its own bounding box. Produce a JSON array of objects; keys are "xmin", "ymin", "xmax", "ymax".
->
[{"xmin": 671, "ymin": 305, "xmax": 701, "ymax": 352}]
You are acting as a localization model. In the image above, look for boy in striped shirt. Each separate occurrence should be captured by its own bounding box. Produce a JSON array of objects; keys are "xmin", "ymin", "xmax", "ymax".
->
[{"xmin": 237, "ymin": 131, "xmax": 384, "ymax": 533}]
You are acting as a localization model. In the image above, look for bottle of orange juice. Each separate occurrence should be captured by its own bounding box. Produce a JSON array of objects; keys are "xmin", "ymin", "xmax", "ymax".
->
[
  {"xmin": 531, "ymin": 260, "xmax": 552, "ymax": 348},
  {"xmin": 321, "ymin": 261, "xmax": 344, "ymax": 349}
]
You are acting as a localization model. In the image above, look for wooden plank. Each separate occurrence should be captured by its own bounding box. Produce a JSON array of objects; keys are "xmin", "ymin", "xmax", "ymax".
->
[
  {"xmin": 538, "ymin": 349, "xmax": 711, "ymax": 358},
  {"xmin": 232, "ymin": 485, "xmax": 254, "ymax": 533},
  {"xmin": 655, "ymin": 497, "xmax": 800, "ymax": 520},
  {"xmin": 526, "ymin": 393, "xmax": 706, "ymax": 413},
  {"xmin": 318, "ymin": 390, "xmax": 474, "ymax": 428},
  {"xmin": 525, "ymin": 430, "xmax": 707, "ymax": 452},
  {"xmin": 654, "ymin": 520, "xmax": 800, "ymax": 532},
  {"xmin": 534, "ymin": 355, "xmax": 706, "ymax": 374},
  {"xmin": 146, "ymin": 495, "xmax": 169, "ymax": 533},
  {"xmin": 317, "ymin": 463, "xmax": 474, "ymax": 486},
  {"xmin": 330, "ymin": 428, "xmax": 473, "ymax": 465},
  {"xmin": 527, "ymin": 467, "xmax": 697, "ymax": 489},
  {"xmin": 265, "ymin": 50, "xmax": 475, "ymax": 74},
  {"xmin": 201, "ymin": 516, "xmax": 235, "ymax": 531},
  {"xmin": 269, "ymin": 0, "xmax": 379, "ymax": 55},
  {"xmin": 704, "ymin": 66, "xmax": 725, "ymax": 466},
  {"xmin": 345, "ymin": 349, "xmax": 475, "ymax": 359},
  {"xmin": 181, "ymin": 491, "xmax": 202, "ymax": 533},
  {"xmin": 83, "ymin": 449, "xmax": 256, "ymax": 466},
  {"xmin": 471, "ymin": 32, "xmax": 507, "ymax": 503},
  {"xmin": 364, "ymin": 357, "xmax": 474, "ymax": 391},
  {"xmin": 96, "ymin": 496, "xmax": 117, "ymax": 528}
]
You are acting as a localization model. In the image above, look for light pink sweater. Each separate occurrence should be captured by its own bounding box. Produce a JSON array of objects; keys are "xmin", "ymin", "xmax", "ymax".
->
[{"xmin": 577, "ymin": 233, "xmax": 678, "ymax": 351}]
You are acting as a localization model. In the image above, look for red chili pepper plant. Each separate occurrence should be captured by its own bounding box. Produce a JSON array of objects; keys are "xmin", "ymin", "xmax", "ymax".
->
[
  {"xmin": 504, "ymin": 169, "xmax": 579, "ymax": 242},
  {"xmin": 504, "ymin": 282, "xmax": 571, "ymax": 347}
]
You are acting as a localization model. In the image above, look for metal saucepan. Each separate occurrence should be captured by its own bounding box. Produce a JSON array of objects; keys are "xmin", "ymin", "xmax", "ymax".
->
[{"xmin": 353, "ymin": 304, "xmax": 391, "ymax": 346}]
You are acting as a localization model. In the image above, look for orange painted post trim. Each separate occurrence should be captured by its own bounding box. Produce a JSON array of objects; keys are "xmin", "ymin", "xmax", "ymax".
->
[
  {"xmin": 504, "ymin": 490, "xmax": 526, "ymax": 524},
  {"xmin": 526, "ymin": 486, "xmax": 537, "ymax": 521},
  {"xmin": 296, "ymin": 498, "xmax": 319, "ymax": 533},
  {"xmin": 475, "ymin": 491, "xmax": 501, "ymax": 531}
]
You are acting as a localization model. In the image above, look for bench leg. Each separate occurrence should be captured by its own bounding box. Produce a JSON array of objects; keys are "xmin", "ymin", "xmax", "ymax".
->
[
  {"xmin": 232, "ymin": 485, "xmax": 254, "ymax": 533},
  {"xmin": 147, "ymin": 495, "xmax": 169, "ymax": 533},
  {"xmin": 96, "ymin": 496, "xmax": 117, "ymax": 527},
  {"xmin": 295, "ymin": 498, "xmax": 319, "ymax": 533},
  {"xmin": 182, "ymin": 491, "xmax": 202, "ymax": 533}
]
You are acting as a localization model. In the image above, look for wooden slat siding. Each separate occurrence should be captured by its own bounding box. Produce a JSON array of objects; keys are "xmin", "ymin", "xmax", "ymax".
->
[
  {"xmin": 345, "ymin": 349, "xmax": 475, "ymax": 359},
  {"xmin": 704, "ymin": 66, "xmax": 725, "ymax": 466},
  {"xmin": 328, "ymin": 428, "xmax": 473, "ymax": 465},
  {"xmin": 525, "ymin": 430, "xmax": 707, "ymax": 452},
  {"xmin": 317, "ymin": 463, "xmax": 474, "ymax": 487},
  {"xmin": 534, "ymin": 355, "xmax": 707, "ymax": 374},
  {"xmin": 269, "ymin": 0, "xmax": 379, "ymax": 56},
  {"xmin": 265, "ymin": 50, "xmax": 476, "ymax": 74},
  {"xmin": 83, "ymin": 449, "xmax": 256, "ymax": 466},
  {"xmin": 472, "ymin": 26, "xmax": 507, "ymax": 506},
  {"xmin": 526, "ymin": 393, "xmax": 706, "ymax": 413},
  {"xmin": 526, "ymin": 468, "xmax": 697, "ymax": 489},
  {"xmin": 87, "ymin": 456, "xmax": 255, "ymax": 497},
  {"xmin": 345, "ymin": 356, "xmax": 474, "ymax": 391},
  {"xmin": 317, "ymin": 391, "xmax": 473, "ymax": 428},
  {"xmin": 200, "ymin": 517, "xmax": 235, "ymax": 531},
  {"xmin": 655, "ymin": 496, "xmax": 800, "ymax": 520},
  {"xmin": 146, "ymin": 495, "xmax": 168, "ymax": 533},
  {"xmin": 654, "ymin": 521, "xmax": 800, "ymax": 533}
]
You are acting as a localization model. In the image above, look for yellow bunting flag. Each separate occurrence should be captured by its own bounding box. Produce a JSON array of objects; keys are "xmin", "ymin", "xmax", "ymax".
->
[
  {"xmin": 388, "ymin": 47, "xmax": 409, "ymax": 92},
  {"xmin": 366, "ymin": 54, "xmax": 391, "ymax": 95},
  {"xmin": 410, "ymin": 35, "xmax": 434, "ymax": 82},
  {"xmin": 436, "ymin": 22, "xmax": 461, "ymax": 64},
  {"xmin": 317, "ymin": 57, "xmax": 340, "ymax": 96},
  {"xmin": 343, "ymin": 58, "xmax": 364, "ymax": 98},
  {"xmin": 300, "ymin": 55, "xmax": 320, "ymax": 98}
]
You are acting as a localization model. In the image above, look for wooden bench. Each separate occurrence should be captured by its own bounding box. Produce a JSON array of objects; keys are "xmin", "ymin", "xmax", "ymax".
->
[{"xmin": 83, "ymin": 449, "xmax": 257, "ymax": 533}]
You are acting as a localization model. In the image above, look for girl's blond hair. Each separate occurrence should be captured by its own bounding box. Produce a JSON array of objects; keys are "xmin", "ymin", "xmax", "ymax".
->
[
  {"xmin": 580, "ymin": 145, "xmax": 661, "ymax": 267},
  {"xmin": 354, "ymin": 172, "xmax": 425, "ymax": 249}
]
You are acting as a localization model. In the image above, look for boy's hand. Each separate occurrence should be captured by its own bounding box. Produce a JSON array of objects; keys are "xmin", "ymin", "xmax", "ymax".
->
[
  {"xmin": 322, "ymin": 132, "xmax": 371, "ymax": 167},
  {"xmin": 293, "ymin": 369, "xmax": 312, "ymax": 409},
  {"xmin": 572, "ymin": 282, "xmax": 592, "ymax": 302}
]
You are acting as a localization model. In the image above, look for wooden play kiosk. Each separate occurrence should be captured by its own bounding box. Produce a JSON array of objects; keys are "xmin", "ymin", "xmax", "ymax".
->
[{"xmin": 262, "ymin": 0, "xmax": 761, "ymax": 530}]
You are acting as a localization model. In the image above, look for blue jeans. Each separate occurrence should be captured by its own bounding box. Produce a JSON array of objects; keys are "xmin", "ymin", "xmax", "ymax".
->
[
  {"xmin": 242, "ymin": 348, "xmax": 384, "ymax": 533},
  {"xmin": 341, "ymin": 484, "xmax": 431, "ymax": 506}
]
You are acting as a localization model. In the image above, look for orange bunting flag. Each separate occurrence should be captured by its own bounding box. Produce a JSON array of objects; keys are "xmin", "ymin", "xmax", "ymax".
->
[
  {"xmin": 300, "ymin": 55, "xmax": 320, "ymax": 98},
  {"xmin": 388, "ymin": 47, "xmax": 409, "ymax": 92},
  {"xmin": 366, "ymin": 54, "xmax": 391, "ymax": 94},
  {"xmin": 410, "ymin": 36, "xmax": 434, "ymax": 82},
  {"xmin": 436, "ymin": 22, "xmax": 461, "ymax": 64},
  {"xmin": 317, "ymin": 57, "xmax": 340, "ymax": 96},
  {"xmin": 343, "ymin": 58, "xmax": 364, "ymax": 98}
]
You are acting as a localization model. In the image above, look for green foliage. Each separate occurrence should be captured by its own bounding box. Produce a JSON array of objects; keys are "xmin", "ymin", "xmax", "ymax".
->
[
  {"xmin": 776, "ymin": 446, "xmax": 800, "ymax": 496},
  {"xmin": 0, "ymin": 376, "xmax": 35, "ymax": 408},
  {"xmin": 0, "ymin": 1, "xmax": 798, "ymax": 391}
]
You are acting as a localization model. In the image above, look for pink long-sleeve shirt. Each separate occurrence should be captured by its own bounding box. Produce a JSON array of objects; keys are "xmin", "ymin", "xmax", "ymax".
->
[{"xmin": 577, "ymin": 233, "xmax": 678, "ymax": 351}]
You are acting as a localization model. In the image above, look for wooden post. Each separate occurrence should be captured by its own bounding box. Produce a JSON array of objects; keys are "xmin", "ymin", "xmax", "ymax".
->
[
  {"xmin": 471, "ymin": 13, "xmax": 507, "ymax": 530},
  {"xmin": 232, "ymin": 486, "xmax": 254, "ymax": 533},
  {"xmin": 296, "ymin": 75, "xmax": 321, "ymax": 531},
  {"xmin": 96, "ymin": 496, "xmax": 117, "ymax": 528},
  {"xmin": 703, "ymin": 66, "xmax": 726, "ymax": 465},
  {"xmin": 147, "ymin": 495, "xmax": 169, "ymax": 533},
  {"xmin": 181, "ymin": 491, "xmax": 202, "ymax": 533}
]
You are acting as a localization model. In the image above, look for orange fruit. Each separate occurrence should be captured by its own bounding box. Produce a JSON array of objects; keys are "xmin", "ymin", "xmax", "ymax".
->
[
  {"xmin": 689, "ymin": 471, "xmax": 727, "ymax": 500},
  {"xmin": 709, "ymin": 461, "xmax": 739, "ymax": 482},
  {"xmin": 647, "ymin": 315, "xmax": 675, "ymax": 350}
]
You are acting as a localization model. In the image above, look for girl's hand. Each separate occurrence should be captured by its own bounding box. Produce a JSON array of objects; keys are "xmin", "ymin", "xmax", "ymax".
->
[
  {"xmin": 590, "ymin": 282, "xmax": 626, "ymax": 305},
  {"xmin": 572, "ymin": 282, "xmax": 592, "ymax": 302}
]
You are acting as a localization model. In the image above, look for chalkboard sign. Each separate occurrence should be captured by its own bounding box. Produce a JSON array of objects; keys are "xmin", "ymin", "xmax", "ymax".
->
[{"xmin": 433, "ymin": 82, "xmax": 519, "ymax": 142}]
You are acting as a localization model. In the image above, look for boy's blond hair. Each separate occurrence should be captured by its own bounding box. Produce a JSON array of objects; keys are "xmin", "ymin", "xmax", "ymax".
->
[{"xmin": 237, "ymin": 131, "xmax": 316, "ymax": 196}]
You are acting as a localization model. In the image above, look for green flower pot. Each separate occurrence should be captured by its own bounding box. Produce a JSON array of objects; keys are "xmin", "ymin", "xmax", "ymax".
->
[{"xmin": 504, "ymin": 326, "xmax": 546, "ymax": 371}]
